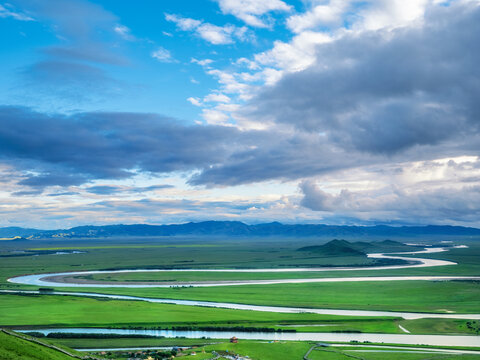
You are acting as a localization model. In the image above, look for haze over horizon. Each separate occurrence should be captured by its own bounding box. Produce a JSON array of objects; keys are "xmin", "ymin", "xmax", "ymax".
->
[{"xmin": 1, "ymin": 0, "xmax": 480, "ymax": 229}]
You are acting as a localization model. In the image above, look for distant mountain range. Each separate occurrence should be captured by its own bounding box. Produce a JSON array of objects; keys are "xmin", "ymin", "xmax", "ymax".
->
[{"xmin": 1, "ymin": 221, "xmax": 480, "ymax": 239}]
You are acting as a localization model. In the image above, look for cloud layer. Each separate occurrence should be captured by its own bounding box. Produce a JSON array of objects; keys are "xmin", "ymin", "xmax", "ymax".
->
[
  {"xmin": 2, "ymin": 0, "xmax": 480, "ymax": 227},
  {"xmin": 247, "ymin": 1, "xmax": 480, "ymax": 155}
]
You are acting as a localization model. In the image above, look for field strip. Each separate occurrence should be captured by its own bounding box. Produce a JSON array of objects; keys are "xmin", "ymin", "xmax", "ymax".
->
[
  {"xmin": 334, "ymin": 344, "xmax": 480, "ymax": 355},
  {"xmin": 2, "ymin": 289, "xmax": 480, "ymax": 320},
  {"xmin": 17, "ymin": 328, "xmax": 480, "ymax": 347}
]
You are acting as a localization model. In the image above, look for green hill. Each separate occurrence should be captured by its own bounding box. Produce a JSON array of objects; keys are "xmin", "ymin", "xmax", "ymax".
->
[
  {"xmin": 297, "ymin": 239, "xmax": 366, "ymax": 256},
  {"xmin": 0, "ymin": 330, "xmax": 86, "ymax": 360},
  {"xmin": 297, "ymin": 239, "xmax": 423, "ymax": 256}
]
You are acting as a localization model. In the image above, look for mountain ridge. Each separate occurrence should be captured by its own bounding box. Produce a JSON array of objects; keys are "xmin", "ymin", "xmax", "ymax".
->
[{"xmin": 1, "ymin": 221, "xmax": 480, "ymax": 239}]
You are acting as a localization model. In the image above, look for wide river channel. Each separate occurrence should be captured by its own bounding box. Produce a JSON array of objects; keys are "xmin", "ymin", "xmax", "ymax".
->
[{"xmin": 20, "ymin": 328, "xmax": 480, "ymax": 347}]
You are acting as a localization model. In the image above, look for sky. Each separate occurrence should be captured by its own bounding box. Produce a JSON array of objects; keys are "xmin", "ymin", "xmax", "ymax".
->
[{"xmin": 1, "ymin": 0, "xmax": 480, "ymax": 229}]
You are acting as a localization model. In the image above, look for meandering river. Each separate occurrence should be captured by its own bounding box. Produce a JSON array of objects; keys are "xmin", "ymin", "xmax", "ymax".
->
[{"xmin": 7, "ymin": 246, "xmax": 463, "ymax": 288}]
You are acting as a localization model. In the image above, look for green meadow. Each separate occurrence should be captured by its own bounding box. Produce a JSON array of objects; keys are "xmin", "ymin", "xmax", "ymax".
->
[
  {"xmin": 0, "ymin": 293, "xmax": 401, "ymax": 332},
  {"xmin": 0, "ymin": 331, "xmax": 82, "ymax": 360},
  {"xmin": 48, "ymin": 279, "xmax": 480, "ymax": 314},
  {"xmin": 0, "ymin": 292, "xmax": 479, "ymax": 335},
  {"xmin": 1, "ymin": 236, "xmax": 480, "ymax": 358}
]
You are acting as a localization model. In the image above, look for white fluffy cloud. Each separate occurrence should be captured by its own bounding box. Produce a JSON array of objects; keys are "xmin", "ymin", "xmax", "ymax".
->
[
  {"xmin": 254, "ymin": 31, "xmax": 332, "ymax": 72},
  {"xmin": 113, "ymin": 24, "xmax": 135, "ymax": 40},
  {"xmin": 165, "ymin": 13, "xmax": 251, "ymax": 45},
  {"xmin": 165, "ymin": 13, "xmax": 201, "ymax": 31},
  {"xmin": 214, "ymin": 0, "xmax": 291, "ymax": 27},
  {"xmin": 151, "ymin": 47, "xmax": 173, "ymax": 62},
  {"xmin": 358, "ymin": 0, "xmax": 430, "ymax": 31},
  {"xmin": 287, "ymin": 0, "xmax": 352, "ymax": 33}
]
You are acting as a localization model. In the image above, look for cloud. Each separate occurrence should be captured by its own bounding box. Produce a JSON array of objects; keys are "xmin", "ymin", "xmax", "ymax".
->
[
  {"xmin": 0, "ymin": 105, "xmax": 361, "ymax": 189},
  {"xmin": 358, "ymin": 0, "xmax": 431, "ymax": 31},
  {"xmin": 188, "ymin": 130, "xmax": 366, "ymax": 186},
  {"xmin": 201, "ymin": 108, "xmax": 230, "ymax": 125},
  {"xmin": 86, "ymin": 184, "xmax": 173, "ymax": 195},
  {"xmin": 246, "ymin": 1, "xmax": 480, "ymax": 155},
  {"xmin": 165, "ymin": 13, "xmax": 252, "ymax": 45},
  {"xmin": 12, "ymin": 0, "xmax": 130, "ymax": 102},
  {"xmin": 254, "ymin": 30, "xmax": 332, "ymax": 72},
  {"xmin": 0, "ymin": 194, "xmax": 295, "ymax": 228},
  {"xmin": 18, "ymin": 173, "xmax": 88, "ymax": 188},
  {"xmin": 47, "ymin": 191, "xmax": 79, "ymax": 197},
  {"xmin": 286, "ymin": 0, "xmax": 434, "ymax": 34},
  {"xmin": 0, "ymin": 106, "xmax": 252, "ymax": 189},
  {"xmin": 85, "ymin": 185, "xmax": 121, "ymax": 195},
  {"xmin": 114, "ymin": 24, "xmax": 135, "ymax": 41},
  {"xmin": 2, "ymin": 3, "xmax": 480, "ymax": 192},
  {"xmin": 204, "ymin": 93, "xmax": 231, "ymax": 103},
  {"xmin": 0, "ymin": 3, "xmax": 34, "ymax": 21},
  {"xmin": 191, "ymin": 58, "xmax": 214, "ymax": 67},
  {"xmin": 12, "ymin": 189, "xmax": 44, "ymax": 196},
  {"xmin": 196, "ymin": 23, "xmax": 238, "ymax": 45},
  {"xmin": 151, "ymin": 47, "xmax": 174, "ymax": 62},
  {"xmin": 214, "ymin": 0, "xmax": 291, "ymax": 28},
  {"xmin": 187, "ymin": 97, "xmax": 202, "ymax": 106},
  {"xmin": 300, "ymin": 180, "xmax": 354, "ymax": 212},
  {"xmin": 17, "ymin": 0, "xmax": 124, "ymax": 64},
  {"xmin": 299, "ymin": 156, "xmax": 480, "ymax": 225},
  {"xmin": 286, "ymin": 0, "xmax": 352, "ymax": 33},
  {"xmin": 165, "ymin": 13, "xmax": 201, "ymax": 31}
]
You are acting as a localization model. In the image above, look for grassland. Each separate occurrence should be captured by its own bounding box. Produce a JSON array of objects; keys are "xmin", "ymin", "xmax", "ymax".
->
[
  {"xmin": 1, "ymin": 293, "xmax": 479, "ymax": 335},
  {"xmin": 0, "ymin": 238, "xmax": 382, "ymax": 288},
  {"xmin": 1, "ymin": 238, "xmax": 479, "ymax": 288},
  {"xmin": 1, "ymin": 236, "xmax": 480, "ymax": 356},
  {"xmin": 0, "ymin": 293, "xmax": 401, "ymax": 332},
  {"xmin": 67, "ymin": 268, "xmax": 400, "ymax": 283},
  {"xmin": 48, "ymin": 279, "xmax": 480, "ymax": 314},
  {"xmin": 0, "ymin": 330, "xmax": 82, "ymax": 360}
]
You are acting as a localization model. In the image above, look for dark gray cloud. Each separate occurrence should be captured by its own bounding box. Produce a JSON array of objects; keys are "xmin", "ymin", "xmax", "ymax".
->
[
  {"xmin": 86, "ymin": 184, "xmax": 174, "ymax": 195},
  {"xmin": 0, "ymin": 106, "xmax": 250, "ymax": 188},
  {"xmin": 1, "ymin": 106, "xmax": 367, "ymax": 189},
  {"xmin": 47, "ymin": 192, "xmax": 80, "ymax": 197},
  {"xmin": 247, "ymin": 1, "xmax": 480, "ymax": 155},
  {"xmin": 12, "ymin": 189, "xmax": 44, "ymax": 197},
  {"xmin": 189, "ymin": 130, "xmax": 369, "ymax": 186},
  {"xmin": 18, "ymin": 173, "xmax": 87, "ymax": 188},
  {"xmin": 85, "ymin": 185, "xmax": 121, "ymax": 195}
]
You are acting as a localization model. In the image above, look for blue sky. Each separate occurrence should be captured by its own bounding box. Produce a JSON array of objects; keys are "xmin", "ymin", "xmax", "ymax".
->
[
  {"xmin": 1, "ymin": 0, "xmax": 480, "ymax": 228},
  {"xmin": 0, "ymin": 0, "xmax": 297, "ymax": 117}
]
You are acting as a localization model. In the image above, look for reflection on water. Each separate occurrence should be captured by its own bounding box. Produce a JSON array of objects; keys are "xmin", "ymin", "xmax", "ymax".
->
[{"xmin": 20, "ymin": 328, "xmax": 480, "ymax": 347}]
